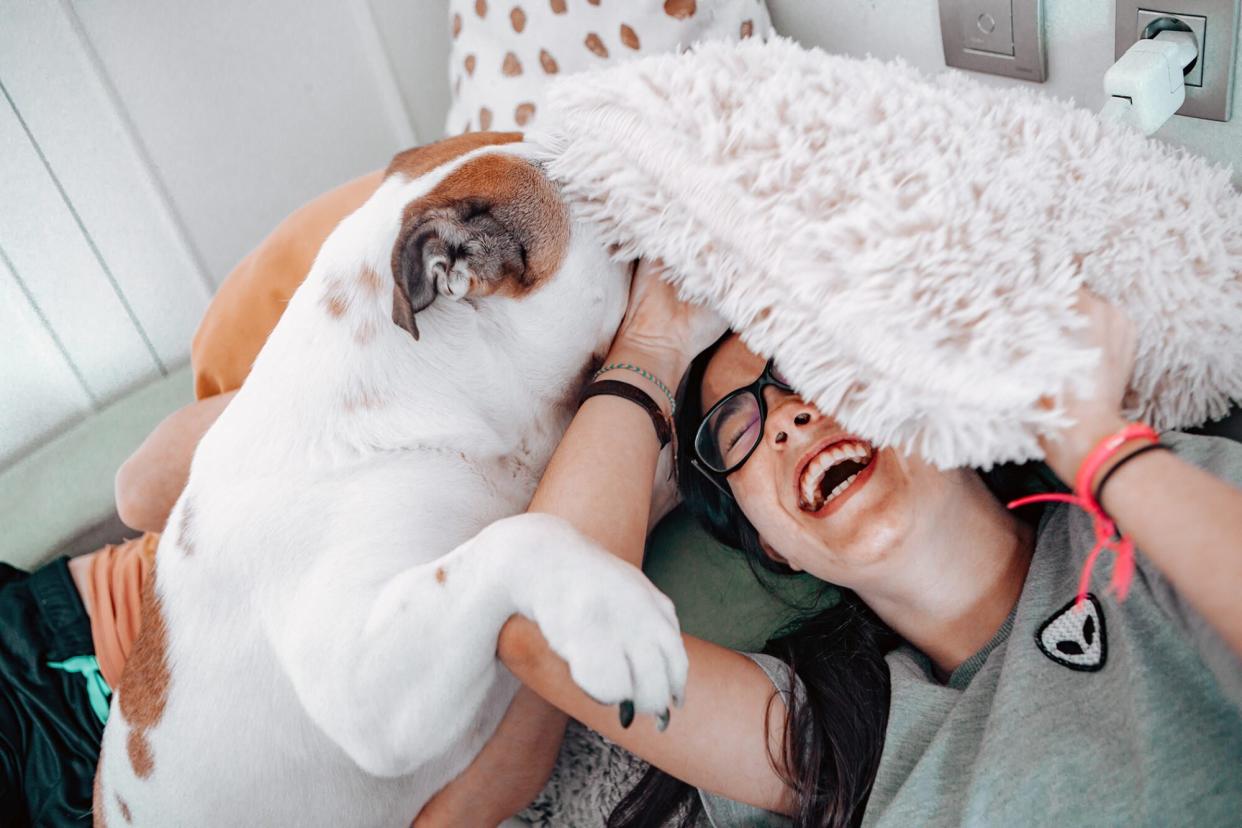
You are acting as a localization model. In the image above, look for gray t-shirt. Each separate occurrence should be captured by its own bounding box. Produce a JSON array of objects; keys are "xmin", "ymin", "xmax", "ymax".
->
[{"xmin": 701, "ymin": 432, "xmax": 1242, "ymax": 827}]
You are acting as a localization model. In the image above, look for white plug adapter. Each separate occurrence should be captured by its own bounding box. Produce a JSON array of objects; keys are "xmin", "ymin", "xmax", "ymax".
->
[{"xmin": 1102, "ymin": 29, "xmax": 1198, "ymax": 134}]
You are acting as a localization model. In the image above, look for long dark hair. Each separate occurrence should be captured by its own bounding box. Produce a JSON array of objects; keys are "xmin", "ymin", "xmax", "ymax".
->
[{"xmin": 609, "ymin": 335, "xmax": 901, "ymax": 828}]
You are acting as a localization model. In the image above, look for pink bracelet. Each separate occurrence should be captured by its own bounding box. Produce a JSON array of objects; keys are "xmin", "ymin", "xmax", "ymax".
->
[{"xmin": 1008, "ymin": 423, "xmax": 1158, "ymax": 606}]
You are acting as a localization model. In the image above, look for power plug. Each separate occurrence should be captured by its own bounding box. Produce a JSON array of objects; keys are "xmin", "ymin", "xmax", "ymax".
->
[{"xmin": 1102, "ymin": 29, "xmax": 1199, "ymax": 134}]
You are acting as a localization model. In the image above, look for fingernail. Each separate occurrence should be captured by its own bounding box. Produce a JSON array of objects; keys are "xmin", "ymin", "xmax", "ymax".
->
[
  {"xmin": 619, "ymin": 700, "xmax": 635, "ymax": 729},
  {"xmin": 656, "ymin": 709, "xmax": 670, "ymax": 732}
]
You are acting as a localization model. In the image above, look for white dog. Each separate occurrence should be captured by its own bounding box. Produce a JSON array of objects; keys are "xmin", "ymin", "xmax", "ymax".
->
[{"xmin": 93, "ymin": 133, "xmax": 689, "ymax": 827}]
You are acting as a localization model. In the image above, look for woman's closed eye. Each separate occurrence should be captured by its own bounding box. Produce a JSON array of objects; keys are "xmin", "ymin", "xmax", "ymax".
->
[{"xmin": 718, "ymin": 412, "xmax": 761, "ymax": 465}]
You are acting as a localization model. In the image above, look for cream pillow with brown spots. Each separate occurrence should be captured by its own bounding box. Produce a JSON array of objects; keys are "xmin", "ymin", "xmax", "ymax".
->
[{"xmin": 446, "ymin": 0, "xmax": 771, "ymax": 135}]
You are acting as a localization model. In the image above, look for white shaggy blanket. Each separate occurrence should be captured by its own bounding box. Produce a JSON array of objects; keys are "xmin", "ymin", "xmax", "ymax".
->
[{"xmin": 532, "ymin": 37, "xmax": 1242, "ymax": 468}]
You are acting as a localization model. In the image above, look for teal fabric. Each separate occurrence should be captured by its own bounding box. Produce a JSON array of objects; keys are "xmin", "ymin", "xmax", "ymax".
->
[
  {"xmin": 46, "ymin": 656, "xmax": 111, "ymax": 726},
  {"xmin": 642, "ymin": 507, "xmax": 837, "ymax": 652}
]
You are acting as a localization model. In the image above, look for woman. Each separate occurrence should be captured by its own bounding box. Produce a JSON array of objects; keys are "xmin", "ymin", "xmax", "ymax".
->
[{"xmin": 419, "ymin": 261, "xmax": 1242, "ymax": 826}]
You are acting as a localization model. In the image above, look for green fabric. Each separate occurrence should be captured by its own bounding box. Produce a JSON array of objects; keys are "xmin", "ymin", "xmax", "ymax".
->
[
  {"xmin": 46, "ymin": 655, "xmax": 112, "ymax": 726},
  {"xmin": 642, "ymin": 507, "xmax": 838, "ymax": 652}
]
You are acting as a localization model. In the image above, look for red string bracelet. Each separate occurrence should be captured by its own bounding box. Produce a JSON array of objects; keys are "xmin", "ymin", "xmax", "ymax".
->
[{"xmin": 1007, "ymin": 423, "xmax": 1159, "ymax": 606}]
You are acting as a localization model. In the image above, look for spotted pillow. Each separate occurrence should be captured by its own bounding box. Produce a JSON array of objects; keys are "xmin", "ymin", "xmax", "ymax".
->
[{"xmin": 446, "ymin": 0, "xmax": 772, "ymax": 135}]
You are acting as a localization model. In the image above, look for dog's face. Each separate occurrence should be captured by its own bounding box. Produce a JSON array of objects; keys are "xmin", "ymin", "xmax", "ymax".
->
[{"xmin": 387, "ymin": 138, "xmax": 578, "ymax": 342}]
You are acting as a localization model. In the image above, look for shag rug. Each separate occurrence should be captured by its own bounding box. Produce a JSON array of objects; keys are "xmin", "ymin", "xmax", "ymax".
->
[{"xmin": 531, "ymin": 36, "xmax": 1242, "ymax": 468}]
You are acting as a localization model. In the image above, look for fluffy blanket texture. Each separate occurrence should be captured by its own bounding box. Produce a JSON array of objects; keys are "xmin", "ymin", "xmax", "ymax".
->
[{"xmin": 531, "ymin": 36, "xmax": 1242, "ymax": 468}]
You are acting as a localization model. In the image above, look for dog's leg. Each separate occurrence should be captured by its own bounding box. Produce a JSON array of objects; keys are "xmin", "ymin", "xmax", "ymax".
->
[{"xmin": 267, "ymin": 512, "xmax": 686, "ymax": 779}]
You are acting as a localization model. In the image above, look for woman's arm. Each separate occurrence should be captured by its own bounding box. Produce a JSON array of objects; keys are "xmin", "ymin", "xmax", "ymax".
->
[
  {"xmin": 500, "ymin": 616, "xmax": 797, "ymax": 813},
  {"xmin": 1041, "ymin": 291, "xmax": 1242, "ymax": 657},
  {"xmin": 114, "ymin": 391, "xmax": 235, "ymax": 533}
]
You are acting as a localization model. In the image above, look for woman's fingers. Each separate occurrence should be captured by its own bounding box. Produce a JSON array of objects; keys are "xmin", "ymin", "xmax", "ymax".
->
[
  {"xmin": 1039, "ymin": 287, "xmax": 1138, "ymax": 480},
  {"xmin": 611, "ymin": 258, "xmax": 729, "ymax": 381}
]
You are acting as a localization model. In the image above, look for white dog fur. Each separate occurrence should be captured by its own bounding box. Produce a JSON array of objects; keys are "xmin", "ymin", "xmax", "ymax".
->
[
  {"xmin": 534, "ymin": 36, "xmax": 1242, "ymax": 469},
  {"xmin": 93, "ymin": 139, "xmax": 688, "ymax": 827}
]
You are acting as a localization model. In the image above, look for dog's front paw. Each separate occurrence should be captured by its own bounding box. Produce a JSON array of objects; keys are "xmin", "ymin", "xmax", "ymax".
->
[{"xmin": 502, "ymin": 514, "xmax": 688, "ymax": 727}]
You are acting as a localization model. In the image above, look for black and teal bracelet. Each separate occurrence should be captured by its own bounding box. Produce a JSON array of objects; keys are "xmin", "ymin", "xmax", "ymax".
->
[{"xmin": 593, "ymin": 362, "xmax": 676, "ymax": 415}]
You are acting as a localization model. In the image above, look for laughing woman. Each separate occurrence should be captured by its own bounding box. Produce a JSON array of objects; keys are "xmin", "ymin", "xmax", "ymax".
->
[{"xmin": 419, "ymin": 261, "xmax": 1242, "ymax": 827}]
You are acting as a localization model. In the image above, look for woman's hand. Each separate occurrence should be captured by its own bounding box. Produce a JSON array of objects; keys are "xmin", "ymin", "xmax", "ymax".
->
[
  {"xmin": 608, "ymin": 259, "xmax": 728, "ymax": 391},
  {"xmin": 1038, "ymin": 288, "xmax": 1138, "ymax": 485}
]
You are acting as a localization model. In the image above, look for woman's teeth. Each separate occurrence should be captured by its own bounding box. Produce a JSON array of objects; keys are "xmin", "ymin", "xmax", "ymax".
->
[{"xmin": 799, "ymin": 441, "xmax": 873, "ymax": 512}]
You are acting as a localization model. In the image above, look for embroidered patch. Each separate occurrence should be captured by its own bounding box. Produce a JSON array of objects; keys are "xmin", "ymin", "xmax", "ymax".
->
[{"xmin": 1035, "ymin": 593, "xmax": 1107, "ymax": 672}]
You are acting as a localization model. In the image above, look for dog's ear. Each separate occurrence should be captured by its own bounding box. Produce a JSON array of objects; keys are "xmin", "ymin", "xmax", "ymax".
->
[
  {"xmin": 388, "ymin": 151, "xmax": 569, "ymax": 341},
  {"xmin": 391, "ymin": 223, "xmax": 447, "ymax": 341}
]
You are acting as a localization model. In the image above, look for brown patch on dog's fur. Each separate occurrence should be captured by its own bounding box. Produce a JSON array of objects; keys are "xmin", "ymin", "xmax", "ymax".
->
[
  {"xmin": 116, "ymin": 794, "xmax": 132, "ymax": 823},
  {"xmin": 119, "ymin": 569, "xmax": 171, "ymax": 780},
  {"xmin": 344, "ymin": 385, "xmax": 386, "ymax": 412},
  {"xmin": 323, "ymin": 291, "xmax": 349, "ymax": 319},
  {"xmin": 391, "ymin": 152, "xmax": 569, "ymax": 310},
  {"xmin": 127, "ymin": 730, "xmax": 153, "ymax": 779},
  {"xmin": 387, "ymin": 133, "xmax": 546, "ymax": 338},
  {"xmin": 435, "ymin": 567, "xmax": 447, "ymax": 584},
  {"xmin": 385, "ymin": 132, "xmax": 522, "ymax": 183},
  {"xmin": 358, "ymin": 265, "xmax": 383, "ymax": 294},
  {"xmin": 354, "ymin": 317, "xmax": 378, "ymax": 345},
  {"xmin": 539, "ymin": 49, "xmax": 559, "ymax": 74}
]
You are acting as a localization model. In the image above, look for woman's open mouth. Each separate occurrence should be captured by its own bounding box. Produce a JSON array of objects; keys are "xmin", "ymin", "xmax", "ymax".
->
[{"xmin": 796, "ymin": 439, "xmax": 877, "ymax": 514}]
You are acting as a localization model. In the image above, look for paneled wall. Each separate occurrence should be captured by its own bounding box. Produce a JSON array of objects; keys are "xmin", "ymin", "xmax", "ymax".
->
[{"xmin": 1, "ymin": 0, "xmax": 450, "ymax": 565}]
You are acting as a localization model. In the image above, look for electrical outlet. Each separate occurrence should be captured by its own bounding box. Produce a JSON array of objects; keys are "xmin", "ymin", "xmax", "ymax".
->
[
  {"xmin": 939, "ymin": 0, "xmax": 1047, "ymax": 82},
  {"xmin": 1136, "ymin": 10, "xmax": 1207, "ymax": 85},
  {"xmin": 1116, "ymin": 0, "xmax": 1240, "ymax": 121}
]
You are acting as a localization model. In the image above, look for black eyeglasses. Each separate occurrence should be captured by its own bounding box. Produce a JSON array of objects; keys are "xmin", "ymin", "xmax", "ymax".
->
[{"xmin": 692, "ymin": 359, "xmax": 794, "ymax": 490}]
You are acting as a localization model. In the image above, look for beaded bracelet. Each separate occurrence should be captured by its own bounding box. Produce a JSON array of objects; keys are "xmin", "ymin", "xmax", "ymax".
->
[{"xmin": 593, "ymin": 362, "xmax": 676, "ymax": 415}]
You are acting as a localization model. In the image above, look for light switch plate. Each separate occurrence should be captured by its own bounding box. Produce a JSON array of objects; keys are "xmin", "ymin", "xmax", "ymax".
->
[
  {"xmin": 940, "ymin": 0, "xmax": 1047, "ymax": 82},
  {"xmin": 1116, "ymin": 0, "xmax": 1240, "ymax": 121}
]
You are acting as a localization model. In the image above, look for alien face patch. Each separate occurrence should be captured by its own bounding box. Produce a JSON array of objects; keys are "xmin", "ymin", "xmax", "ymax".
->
[{"xmin": 1036, "ymin": 594, "xmax": 1107, "ymax": 672}]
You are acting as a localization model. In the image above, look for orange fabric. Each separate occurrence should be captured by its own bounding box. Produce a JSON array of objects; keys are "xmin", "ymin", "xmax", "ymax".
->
[
  {"xmin": 190, "ymin": 170, "xmax": 384, "ymax": 400},
  {"xmin": 86, "ymin": 169, "xmax": 385, "ymax": 684},
  {"xmin": 87, "ymin": 533, "xmax": 159, "ymax": 688}
]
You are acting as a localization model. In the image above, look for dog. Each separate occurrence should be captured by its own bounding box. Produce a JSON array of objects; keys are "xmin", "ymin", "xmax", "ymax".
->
[{"xmin": 92, "ymin": 132, "xmax": 688, "ymax": 827}]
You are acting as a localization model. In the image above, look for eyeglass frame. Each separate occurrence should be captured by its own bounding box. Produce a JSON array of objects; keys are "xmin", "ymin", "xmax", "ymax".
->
[{"xmin": 690, "ymin": 357, "xmax": 794, "ymax": 499}]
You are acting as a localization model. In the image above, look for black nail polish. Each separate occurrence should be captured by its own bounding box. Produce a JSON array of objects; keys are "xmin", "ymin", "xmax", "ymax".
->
[{"xmin": 619, "ymin": 700, "xmax": 635, "ymax": 729}]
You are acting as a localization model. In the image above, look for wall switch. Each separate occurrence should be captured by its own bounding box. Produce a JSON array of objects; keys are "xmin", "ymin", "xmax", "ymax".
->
[
  {"xmin": 940, "ymin": 0, "xmax": 1047, "ymax": 82},
  {"xmin": 1116, "ymin": 0, "xmax": 1239, "ymax": 121}
]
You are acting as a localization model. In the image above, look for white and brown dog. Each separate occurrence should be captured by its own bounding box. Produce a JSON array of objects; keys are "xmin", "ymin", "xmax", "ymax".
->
[{"xmin": 92, "ymin": 133, "xmax": 688, "ymax": 826}]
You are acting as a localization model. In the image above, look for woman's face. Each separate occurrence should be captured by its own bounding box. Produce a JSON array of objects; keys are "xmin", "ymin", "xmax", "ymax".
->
[{"xmin": 700, "ymin": 335, "xmax": 964, "ymax": 586}]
